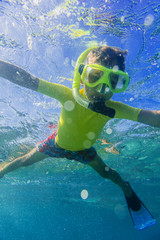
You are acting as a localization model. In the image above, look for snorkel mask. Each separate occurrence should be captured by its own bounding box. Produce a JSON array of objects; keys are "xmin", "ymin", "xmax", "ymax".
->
[{"xmin": 72, "ymin": 47, "xmax": 130, "ymax": 118}]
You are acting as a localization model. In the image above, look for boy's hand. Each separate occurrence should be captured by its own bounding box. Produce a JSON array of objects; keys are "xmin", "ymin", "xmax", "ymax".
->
[{"xmin": 0, "ymin": 60, "xmax": 39, "ymax": 90}]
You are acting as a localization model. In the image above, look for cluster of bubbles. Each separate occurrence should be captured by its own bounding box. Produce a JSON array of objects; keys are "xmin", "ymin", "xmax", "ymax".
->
[{"xmin": 120, "ymin": 14, "xmax": 154, "ymax": 27}]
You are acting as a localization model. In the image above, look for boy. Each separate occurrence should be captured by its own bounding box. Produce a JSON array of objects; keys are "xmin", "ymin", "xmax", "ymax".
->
[{"xmin": 0, "ymin": 46, "xmax": 159, "ymax": 229}]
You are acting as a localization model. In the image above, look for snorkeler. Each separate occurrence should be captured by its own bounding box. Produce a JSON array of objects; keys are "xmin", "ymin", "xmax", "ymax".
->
[{"xmin": 0, "ymin": 46, "xmax": 159, "ymax": 229}]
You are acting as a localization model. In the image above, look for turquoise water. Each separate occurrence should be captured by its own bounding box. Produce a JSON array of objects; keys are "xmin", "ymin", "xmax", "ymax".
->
[{"xmin": 0, "ymin": 0, "xmax": 160, "ymax": 239}]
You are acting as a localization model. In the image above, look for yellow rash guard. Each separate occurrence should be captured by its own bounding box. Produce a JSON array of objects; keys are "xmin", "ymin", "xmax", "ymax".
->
[{"xmin": 37, "ymin": 79, "xmax": 141, "ymax": 151}]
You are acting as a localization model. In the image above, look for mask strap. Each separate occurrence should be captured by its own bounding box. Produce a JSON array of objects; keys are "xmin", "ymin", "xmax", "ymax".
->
[{"xmin": 78, "ymin": 64, "xmax": 85, "ymax": 75}]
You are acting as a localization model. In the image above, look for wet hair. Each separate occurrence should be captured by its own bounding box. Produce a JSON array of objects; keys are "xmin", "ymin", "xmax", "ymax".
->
[{"xmin": 86, "ymin": 46, "xmax": 128, "ymax": 71}]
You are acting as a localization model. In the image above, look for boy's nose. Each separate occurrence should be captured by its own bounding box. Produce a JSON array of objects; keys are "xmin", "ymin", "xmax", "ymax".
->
[{"xmin": 97, "ymin": 84, "xmax": 110, "ymax": 94}]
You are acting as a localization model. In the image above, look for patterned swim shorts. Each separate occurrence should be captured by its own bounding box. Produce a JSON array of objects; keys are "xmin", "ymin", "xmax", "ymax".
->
[{"xmin": 37, "ymin": 131, "xmax": 97, "ymax": 164}]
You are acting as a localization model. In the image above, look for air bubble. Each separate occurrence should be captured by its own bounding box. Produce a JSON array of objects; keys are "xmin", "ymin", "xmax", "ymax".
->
[
  {"xmin": 66, "ymin": 11, "xmax": 71, "ymax": 17},
  {"xmin": 144, "ymin": 14, "xmax": 154, "ymax": 26},
  {"xmin": 83, "ymin": 140, "xmax": 92, "ymax": 148},
  {"xmin": 81, "ymin": 189, "xmax": 88, "ymax": 200},
  {"xmin": 105, "ymin": 166, "xmax": 109, "ymax": 172},
  {"xmin": 106, "ymin": 128, "xmax": 112, "ymax": 135},
  {"xmin": 27, "ymin": 35, "xmax": 32, "ymax": 50},
  {"xmin": 64, "ymin": 57, "xmax": 70, "ymax": 65},
  {"xmin": 33, "ymin": 0, "xmax": 40, "ymax": 5},
  {"xmin": 19, "ymin": 97, "xmax": 25, "ymax": 103},
  {"xmin": 64, "ymin": 100, "xmax": 75, "ymax": 111},
  {"xmin": 39, "ymin": 15, "xmax": 45, "ymax": 21},
  {"xmin": 121, "ymin": 16, "xmax": 125, "ymax": 23},
  {"xmin": 87, "ymin": 132, "xmax": 95, "ymax": 140},
  {"xmin": 113, "ymin": 65, "xmax": 119, "ymax": 72},
  {"xmin": 66, "ymin": 118, "xmax": 72, "ymax": 124},
  {"xmin": 106, "ymin": 87, "xmax": 110, "ymax": 92}
]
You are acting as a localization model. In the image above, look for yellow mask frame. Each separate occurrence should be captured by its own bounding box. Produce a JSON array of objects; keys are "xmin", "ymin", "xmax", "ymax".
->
[{"xmin": 80, "ymin": 64, "xmax": 129, "ymax": 93}]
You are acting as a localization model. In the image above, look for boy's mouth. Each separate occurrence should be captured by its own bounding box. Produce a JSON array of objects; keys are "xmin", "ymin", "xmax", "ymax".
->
[{"xmin": 92, "ymin": 95, "xmax": 107, "ymax": 104}]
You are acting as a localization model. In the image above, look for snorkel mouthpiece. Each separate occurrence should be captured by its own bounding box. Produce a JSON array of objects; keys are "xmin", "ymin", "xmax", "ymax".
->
[
  {"xmin": 72, "ymin": 47, "xmax": 115, "ymax": 118},
  {"xmin": 88, "ymin": 100, "xmax": 115, "ymax": 118}
]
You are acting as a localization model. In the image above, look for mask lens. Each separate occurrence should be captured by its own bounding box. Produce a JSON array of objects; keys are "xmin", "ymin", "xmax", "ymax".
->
[
  {"xmin": 85, "ymin": 67, "xmax": 104, "ymax": 85},
  {"xmin": 109, "ymin": 73, "xmax": 126, "ymax": 91}
]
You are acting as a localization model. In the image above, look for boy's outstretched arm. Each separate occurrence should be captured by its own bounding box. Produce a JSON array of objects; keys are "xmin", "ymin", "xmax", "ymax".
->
[
  {"xmin": 0, "ymin": 60, "xmax": 72, "ymax": 105},
  {"xmin": 138, "ymin": 109, "xmax": 160, "ymax": 128},
  {"xmin": 0, "ymin": 60, "xmax": 39, "ymax": 90}
]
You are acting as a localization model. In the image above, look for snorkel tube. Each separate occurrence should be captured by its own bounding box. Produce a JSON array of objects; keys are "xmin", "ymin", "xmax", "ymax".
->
[
  {"xmin": 72, "ymin": 47, "xmax": 94, "ymax": 109},
  {"xmin": 72, "ymin": 47, "xmax": 115, "ymax": 118}
]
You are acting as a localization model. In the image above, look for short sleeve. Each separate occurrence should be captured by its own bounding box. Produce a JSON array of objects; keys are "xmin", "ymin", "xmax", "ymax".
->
[{"xmin": 37, "ymin": 79, "xmax": 73, "ymax": 105}]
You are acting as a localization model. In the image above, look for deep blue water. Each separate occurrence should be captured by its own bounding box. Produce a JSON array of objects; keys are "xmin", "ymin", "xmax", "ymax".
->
[{"xmin": 0, "ymin": 0, "xmax": 160, "ymax": 239}]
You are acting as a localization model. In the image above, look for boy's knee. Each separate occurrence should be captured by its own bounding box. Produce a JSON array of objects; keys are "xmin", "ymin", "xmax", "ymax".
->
[
  {"xmin": 18, "ymin": 156, "xmax": 29, "ymax": 167},
  {"xmin": 19, "ymin": 149, "xmax": 37, "ymax": 167},
  {"xmin": 21, "ymin": 159, "xmax": 30, "ymax": 167}
]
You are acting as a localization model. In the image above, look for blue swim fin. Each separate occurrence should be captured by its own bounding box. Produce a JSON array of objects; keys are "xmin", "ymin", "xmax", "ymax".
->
[{"xmin": 125, "ymin": 183, "xmax": 156, "ymax": 230}]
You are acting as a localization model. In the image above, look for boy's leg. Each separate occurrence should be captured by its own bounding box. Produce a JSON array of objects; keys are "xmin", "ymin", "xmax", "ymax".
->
[
  {"xmin": 88, "ymin": 154, "xmax": 132, "ymax": 197},
  {"xmin": 0, "ymin": 147, "xmax": 47, "ymax": 178}
]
